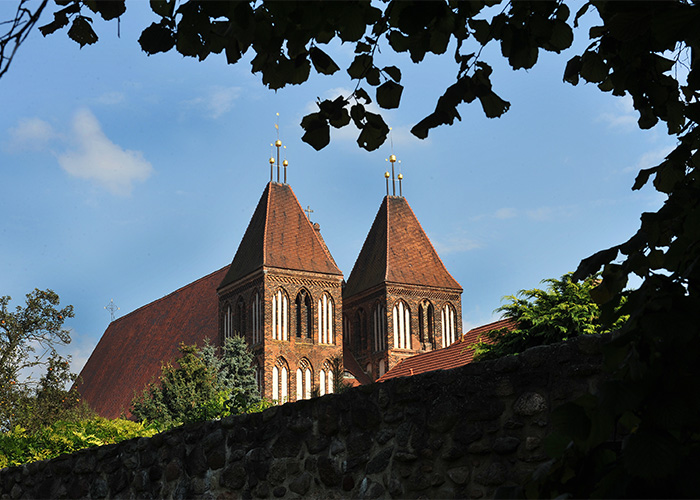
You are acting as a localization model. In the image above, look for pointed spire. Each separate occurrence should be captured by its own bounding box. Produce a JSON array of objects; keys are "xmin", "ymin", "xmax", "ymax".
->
[{"xmin": 384, "ymin": 127, "xmax": 401, "ymax": 196}]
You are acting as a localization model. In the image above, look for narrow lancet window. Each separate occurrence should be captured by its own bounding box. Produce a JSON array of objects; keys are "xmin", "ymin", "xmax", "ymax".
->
[
  {"xmin": 272, "ymin": 289, "xmax": 289, "ymax": 341},
  {"xmin": 317, "ymin": 293, "xmax": 334, "ymax": 344},
  {"xmin": 442, "ymin": 303, "xmax": 456, "ymax": 347},
  {"xmin": 392, "ymin": 300, "xmax": 411, "ymax": 349}
]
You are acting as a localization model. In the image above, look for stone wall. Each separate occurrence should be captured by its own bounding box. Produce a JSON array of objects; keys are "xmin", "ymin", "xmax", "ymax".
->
[{"xmin": 0, "ymin": 334, "xmax": 606, "ymax": 499}]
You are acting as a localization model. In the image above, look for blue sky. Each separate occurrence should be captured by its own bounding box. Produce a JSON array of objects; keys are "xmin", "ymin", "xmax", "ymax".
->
[{"xmin": 1, "ymin": 2, "xmax": 673, "ymax": 378}]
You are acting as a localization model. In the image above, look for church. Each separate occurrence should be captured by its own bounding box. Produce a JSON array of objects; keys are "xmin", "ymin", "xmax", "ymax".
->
[{"xmin": 76, "ymin": 140, "xmax": 466, "ymax": 418}]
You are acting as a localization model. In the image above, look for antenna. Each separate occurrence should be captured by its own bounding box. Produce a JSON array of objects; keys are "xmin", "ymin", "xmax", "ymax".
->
[{"xmin": 104, "ymin": 299, "xmax": 119, "ymax": 322}]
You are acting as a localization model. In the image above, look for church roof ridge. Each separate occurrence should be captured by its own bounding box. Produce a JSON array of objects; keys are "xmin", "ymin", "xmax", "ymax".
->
[
  {"xmin": 219, "ymin": 181, "xmax": 342, "ymax": 290},
  {"xmin": 344, "ymin": 195, "xmax": 461, "ymax": 298}
]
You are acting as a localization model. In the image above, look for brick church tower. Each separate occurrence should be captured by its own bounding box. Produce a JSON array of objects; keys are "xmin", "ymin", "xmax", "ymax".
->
[
  {"xmin": 343, "ymin": 165, "xmax": 463, "ymax": 380},
  {"xmin": 217, "ymin": 164, "xmax": 344, "ymax": 403}
]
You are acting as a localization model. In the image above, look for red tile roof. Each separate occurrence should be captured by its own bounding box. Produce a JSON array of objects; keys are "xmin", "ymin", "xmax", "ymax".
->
[
  {"xmin": 344, "ymin": 196, "xmax": 462, "ymax": 298},
  {"xmin": 219, "ymin": 182, "xmax": 342, "ymax": 290},
  {"xmin": 376, "ymin": 318, "xmax": 516, "ymax": 382},
  {"xmin": 75, "ymin": 266, "xmax": 229, "ymax": 419},
  {"xmin": 342, "ymin": 349, "xmax": 373, "ymax": 386}
]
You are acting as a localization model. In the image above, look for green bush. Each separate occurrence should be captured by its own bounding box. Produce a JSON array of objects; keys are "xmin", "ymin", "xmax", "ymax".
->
[{"xmin": 0, "ymin": 417, "xmax": 159, "ymax": 468}]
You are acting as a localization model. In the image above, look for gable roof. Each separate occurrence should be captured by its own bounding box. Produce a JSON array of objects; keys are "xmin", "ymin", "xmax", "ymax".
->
[
  {"xmin": 219, "ymin": 182, "xmax": 342, "ymax": 290},
  {"xmin": 75, "ymin": 266, "xmax": 229, "ymax": 419},
  {"xmin": 376, "ymin": 317, "xmax": 516, "ymax": 382},
  {"xmin": 344, "ymin": 196, "xmax": 462, "ymax": 298}
]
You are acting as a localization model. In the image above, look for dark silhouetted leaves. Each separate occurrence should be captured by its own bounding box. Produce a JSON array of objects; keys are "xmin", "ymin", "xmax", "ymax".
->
[
  {"xmin": 85, "ymin": 0, "xmax": 126, "ymax": 21},
  {"xmin": 376, "ymin": 80, "xmax": 403, "ymax": 109},
  {"xmin": 301, "ymin": 112, "xmax": 330, "ymax": 151},
  {"xmin": 309, "ymin": 47, "xmax": 339, "ymax": 75},
  {"xmin": 67, "ymin": 16, "xmax": 98, "ymax": 47},
  {"xmin": 139, "ymin": 22, "xmax": 175, "ymax": 54},
  {"xmin": 382, "ymin": 65, "xmax": 401, "ymax": 82}
]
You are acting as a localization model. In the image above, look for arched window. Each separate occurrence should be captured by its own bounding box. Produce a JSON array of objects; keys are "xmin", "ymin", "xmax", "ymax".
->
[
  {"xmin": 296, "ymin": 358, "xmax": 312, "ymax": 400},
  {"xmin": 419, "ymin": 300, "xmax": 435, "ymax": 350},
  {"xmin": 442, "ymin": 303, "xmax": 457, "ymax": 347},
  {"xmin": 317, "ymin": 292, "xmax": 334, "ymax": 344},
  {"xmin": 251, "ymin": 291, "xmax": 262, "ymax": 345},
  {"xmin": 223, "ymin": 305, "xmax": 233, "ymax": 340},
  {"xmin": 271, "ymin": 289, "xmax": 289, "ymax": 341},
  {"xmin": 272, "ymin": 357, "xmax": 289, "ymax": 404},
  {"xmin": 319, "ymin": 360, "xmax": 334, "ymax": 396},
  {"xmin": 392, "ymin": 300, "xmax": 411, "ymax": 349},
  {"xmin": 373, "ymin": 302, "xmax": 387, "ymax": 352},
  {"xmin": 354, "ymin": 308, "xmax": 366, "ymax": 353},
  {"xmin": 295, "ymin": 289, "xmax": 313, "ymax": 340},
  {"xmin": 379, "ymin": 359, "xmax": 386, "ymax": 377},
  {"xmin": 235, "ymin": 296, "xmax": 246, "ymax": 338}
]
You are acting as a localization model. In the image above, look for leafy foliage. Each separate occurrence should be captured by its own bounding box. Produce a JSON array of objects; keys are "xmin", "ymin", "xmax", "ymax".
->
[
  {"xmin": 473, "ymin": 273, "xmax": 627, "ymax": 361},
  {"xmin": 0, "ymin": 417, "xmax": 158, "ymax": 468},
  {"xmin": 0, "ymin": 289, "xmax": 80, "ymax": 432},
  {"xmin": 3, "ymin": 0, "xmax": 700, "ymax": 495},
  {"xmin": 130, "ymin": 336, "xmax": 261, "ymax": 427}
]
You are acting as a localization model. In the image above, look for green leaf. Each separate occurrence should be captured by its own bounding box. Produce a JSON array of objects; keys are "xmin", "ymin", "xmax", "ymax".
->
[
  {"xmin": 347, "ymin": 53, "xmax": 372, "ymax": 79},
  {"xmin": 309, "ymin": 47, "xmax": 340, "ymax": 75},
  {"xmin": 67, "ymin": 16, "xmax": 98, "ymax": 48},
  {"xmin": 632, "ymin": 167, "xmax": 658, "ymax": 190},
  {"xmin": 300, "ymin": 112, "xmax": 330, "ymax": 151},
  {"xmin": 376, "ymin": 81, "xmax": 403, "ymax": 109},
  {"xmin": 354, "ymin": 88, "xmax": 372, "ymax": 104},
  {"xmin": 92, "ymin": 0, "xmax": 126, "ymax": 21},
  {"xmin": 366, "ymin": 67, "xmax": 381, "ymax": 86},
  {"xmin": 383, "ymin": 65, "xmax": 401, "ymax": 83},
  {"xmin": 580, "ymin": 51, "xmax": 608, "ymax": 84},
  {"xmin": 150, "ymin": 0, "xmax": 175, "ymax": 18},
  {"xmin": 563, "ymin": 55, "xmax": 582, "ymax": 85},
  {"xmin": 477, "ymin": 90, "xmax": 510, "ymax": 118},
  {"xmin": 138, "ymin": 22, "xmax": 176, "ymax": 54},
  {"xmin": 357, "ymin": 112, "xmax": 389, "ymax": 151},
  {"xmin": 469, "ymin": 18, "xmax": 491, "ymax": 44}
]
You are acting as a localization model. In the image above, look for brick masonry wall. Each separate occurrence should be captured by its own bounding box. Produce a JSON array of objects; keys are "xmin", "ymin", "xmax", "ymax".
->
[{"xmin": 0, "ymin": 334, "xmax": 606, "ymax": 499}]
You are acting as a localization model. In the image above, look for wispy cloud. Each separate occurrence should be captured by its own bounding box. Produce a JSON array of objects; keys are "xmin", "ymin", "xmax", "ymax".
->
[
  {"xmin": 4, "ymin": 117, "xmax": 57, "ymax": 152},
  {"xmin": 471, "ymin": 207, "xmax": 517, "ymax": 221},
  {"xmin": 94, "ymin": 91, "xmax": 126, "ymax": 105},
  {"xmin": 185, "ymin": 86, "xmax": 242, "ymax": 119},
  {"xmin": 57, "ymin": 109, "xmax": 153, "ymax": 196},
  {"xmin": 430, "ymin": 231, "xmax": 481, "ymax": 256},
  {"xmin": 599, "ymin": 95, "xmax": 637, "ymax": 130}
]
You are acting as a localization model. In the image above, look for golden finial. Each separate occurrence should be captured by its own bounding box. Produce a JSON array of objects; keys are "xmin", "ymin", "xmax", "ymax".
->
[
  {"xmin": 385, "ymin": 171, "xmax": 390, "ymax": 196},
  {"xmin": 384, "ymin": 171, "xmax": 390, "ymax": 178},
  {"xmin": 269, "ymin": 143, "xmax": 275, "ymax": 182},
  {"xmin": 283, "ymin": 145, "xmax": 288, "ymax": 184},
  {"xmin": 383, "ymin": 127, "xmax": 401, "ymax": 195},
  {"xmin": 398, "ymin": 173, "xmax": 403, "ymax": 197}
]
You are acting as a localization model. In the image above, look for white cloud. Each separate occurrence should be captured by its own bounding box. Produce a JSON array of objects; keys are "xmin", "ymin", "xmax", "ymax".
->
[
  {"xmin": 599, "ymin": 95, "xmax": 637, "ymax": 130},
  {"xmin": 430, "ymin": 231, "xmax": 481, "ymax": 256},
  {"xmin": 494, "ymin": 207, "xmax": 517, "ymax": 219},
  {"xmin": 5, "ymin": 117, "xmax": 56, "ymax": 151},
  {"xmin": 186, "ymin": 86, "xmax": 242, "ymax": 118},
  {"xmin": 57, "ymin": 109, "xmax": 153, "ymax": 196}
]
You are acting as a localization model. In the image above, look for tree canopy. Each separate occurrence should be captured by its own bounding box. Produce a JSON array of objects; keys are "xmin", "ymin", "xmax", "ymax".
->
[
  {"xmin": 3, "ymin": 0, "xmax": 700, "ymax": 496},
  {"xmin": 130, "ymin": 336, "xmax": 262, "ymax": 427},
  {"xmin": 0, "ymin": 289, "xmax": 89, "ymax": 432},
  {"xmin": 473, "ymin": 273, "xmax": 627, "ymax": 361}
]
